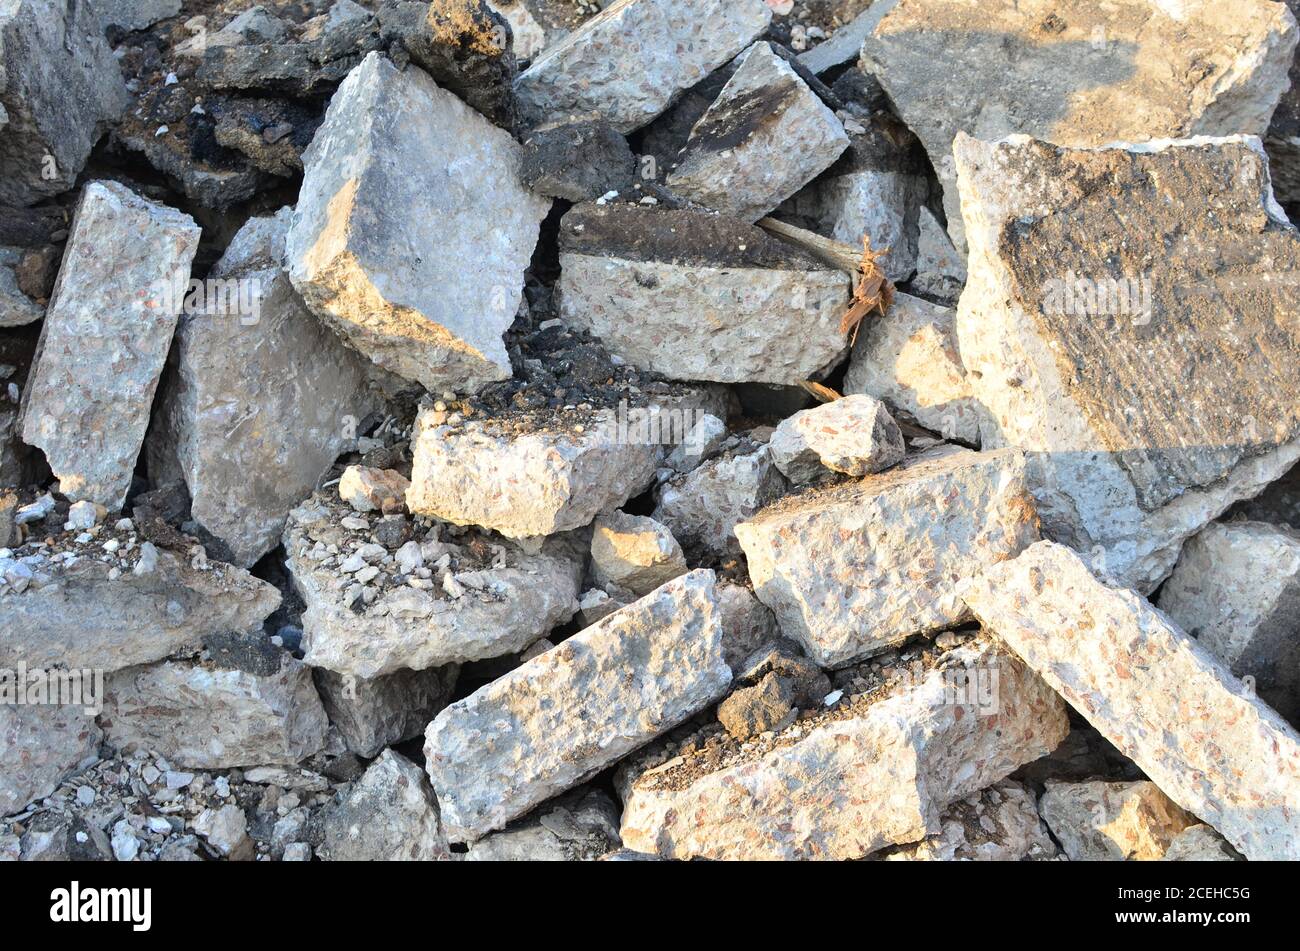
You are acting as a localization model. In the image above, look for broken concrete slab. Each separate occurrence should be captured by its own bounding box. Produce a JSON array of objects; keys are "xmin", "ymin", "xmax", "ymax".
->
[
  {"xmin": 882, "ymin": 780, "xmax": 1058, "ymax": 861},
  {"xmin": 557, "ymin": 203, "xmax": 851, "ymax": 384},
  {"xmin": 738, "ymin": 447, "xmax": 1039, "ymax": 668},
  {"xmin": 954, "ymin": 133, "xmax": 1300, "ymax": 592},
  {"xmin": 520, "ymin": 119, "xmax": 637, "ymax": 202},
  {"xmin": 768, "ymin": 394, "xmax": 905, "ymax": 484},
  {"xmin": 665, "ymin": 42, "xmax": 849, "ymax": 223},
  {"xmin": 862, "ymin": 0, "xmax": 1299, "ymax": 253},
  {"xmin": 314, "ymin": 666, "xmax": 459, "ymax": 759},
  {"xmin": 287, "ymin": 52, "xmax": 549, "ymax": 394},
  {"xmin": 102, "ymin": 657, "xmax": 328, "ymax": 770},
  {"xmin": 717, "ymin": 582, "xmax": 781, "ymax": 670},
  {"xmin": 654, "ymin": 444, "xmax": 788, "ymax": 559},
  {"xmin": 20, "ymin": 182, "xmax": 201, "ymax": 511},
  {"xmin": 149, "ymin": 207, "xmax": 387, "ymax": 568},
  {"xmin": 425, "ymin": 569, "xmax": 732, "ymax": 841},
  {"xmin": 0, "ymin": 534, "xmax": 280, "ymax": 673},
  {"xmin": 910, "ymin": 206, "xmax": 966, "ymax": 304},
  {"xmin": 0, "ymin": 0, "xmax": 130, "ymax": 207},
  {"xmin": 1156, "ymin": 520, "xmax": 1300, "ymax": 723},
  {"xmin": 319, "ymin": 749, "xmax": 451, "ymax": 861},
  {"xmin": 618, "ymin": 637, "xmax": 1067, "ymax": 860},
  {"xmin": 465, "ymin": 787, "xmax": 621, "ymax": 861},
  {"xmin": 843, "ymin": 292, "xmax": 980, "ymax": 444},
  {"xmin": 514, "ymin": 0, "xmax": 772, "ymax": 133},
  {"xmin": 0, "ymin": 705, "xmax": 100, "ymax": 817},
  {"xmin": 962, "ymin": 540, "xmax": 1300, "ymax": 861},
  {"xmin": 406, "ymin": 405, "xmax": 661, "ymax": 540},
  {"xmin": 590, "ymin": 511, "xmax": 687, "ymax": 596},
  {"xmin": 285, "ymin": 493, "xmax": 583, "ymax": 677},
  {"xmin": 1039, "ymin": 779, "xmax": 1196, "ymax": 862}
]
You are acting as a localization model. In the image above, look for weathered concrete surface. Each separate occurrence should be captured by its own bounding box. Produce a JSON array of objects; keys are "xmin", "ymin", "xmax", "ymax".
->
[
  {"xmin": 666, "ymin": 42, "xmax": 849, "ymax": 223},
  {"xmin": 425, "ymin": 569, "xmax": 732, "ymax": 841},
  {"xmin": 285, "ymin": 494, "xmax": 583, "ymax": 677},
  {"xmin": 151, "ymin": 208, "xmax": 386, "ymax": 567},
  {"xmin": 102, "ymin": 657, "xmax": 328, "ymax": 770},
  {"xmin": 407, "ymin": 406, "xmax": 661, "ymax": 540},
  {"xmin": 911, "ymin": 206, "xmax": 967, "ymax": 304},
  {"xmin": 314, "ymin": 666, "xmax": 459, "ymax": 759},
  {"xmin": 618, "ymin": 639, "xmax": 1067, "ymax": 860},
  {"xmin": 0, "ymin": 545, "xmax": 280, "ymax": 673},
  {"xmin": 320, "ymin": 749, "xmax": 451, "ymax": 861},
  {"xmin": 737, "ymin": 447, "xmax": 1039, "ymax": 668},
  {"xmin": 863, "ymin": 0, "xmax": 1299, "ymax": 252},
  {"xmin": 1157, "ymin": 520, "xmax": 1300, "ymax": 723},
  {"xmin": 514, "ymin": 0, "xmax": 772, "ymax": 133},
  {"xmin": 954, "ymin": 134, "xmax": 1300, "ymax": 592},
  {"xmin": 0, "ymin": 706, "xmax": 100, "ymax": 817},
  {"xmin": 1039, "ymin": 780, "xmax": 1197, "ymax": 861},
  {"xmin": 962, "ymin": 541, "xmax": 1300, "ymax": 861},
  {"xmin": 717, "ymin": 582, "xmax": 782, "ymax": 671},
  {"xmin": 287, "ymin": 52, "xmax": 548, "ymax": 394},
  {"xmin": 465, "ymin": 788, "xmax": 622, "ymax": 861},
  {"xmin": 654, "ymin": 445, "xmax": 788, "ymax": 559},
  {"xmin": 590, "ymin": 511, "xmax": 687, "ymax": 596},
  {"xmin": 843, "ymin": 292, "xmax": 981, "ymax": 444},
  {"xmin": 557, "ymin": 204, "xmax": 851, "ymax": 384},
  {"xmin": 768, "ymin": 394, "xmax": 905, "ymax": 484},
  {"xmin": 89, "ymin": 0, "xmax": 180, "ymax": 31},
  {"xmin": 0, "ymin": 0, "xmax": 130, "ymax": 206},
  {"xmin": 20, "ymin": 182, "xmax": 201, "ymax": 511},
  {"xmin": 883, "ymin": 780, "xmax": 1058, "ymax": 861},
  {"xmin": 1162, "ymin": 824, "xmax": 1245, "ymax": 861}
]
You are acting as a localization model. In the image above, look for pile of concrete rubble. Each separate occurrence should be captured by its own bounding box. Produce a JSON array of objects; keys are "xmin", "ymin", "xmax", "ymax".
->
[{"xmin": 3, "ymin": 0, "xmax": 1300, "ymax": 862}]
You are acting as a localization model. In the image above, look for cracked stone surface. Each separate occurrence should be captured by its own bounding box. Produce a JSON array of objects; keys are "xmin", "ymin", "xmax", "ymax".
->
[
  {"xmin": 665, "ymin": 42, "xmax": 849, "ymax": 223},
  {"xmin": 737, "ymin": 447, "xmax": 1039, "ymax": 668},
  {"xmin": 150, "ymin": 207, "xmax": 388, "ymax": 568},
  {"xmin": 319, "ymin": 750, "xmax": 451, "ymax": 861},
  {"xmin": 20, "ymin": 182, "xmax": 201, "ymax": 511},
  {"xmin": 514, "ymin": 0, "xmax": 772, "ymax": 133},
  {"xmin": 0, "ymin": 706, "xmax": 101, "ymax": 817},
  {"xmin": 102, "ymin": 657, "xmax": 329, "ymax": 770},
  {"xmin": 557, "ymin": 203, "xmax": 851, "ymax": 384},
  {"xmin": 618, "ymin": 638, "xmax": 1067, "ymax": 860},
  {"xmin": 1038, "ymin": 779, "xmax": 1197, "ymax": 861},
  {"xmin": 425, "ymin": 569, "xmax": 732, "ymax": 842},
  {"xmin": 862, "ymin": 0, "xmax": 1298, "ymax": 252},
  {"xmin": 287, "ymin": 52, "xmax": 549, "ymax": 394},
  {"xmin": 962, "ymin": 540, "xmax": 1300, "ymax": 861},
  {"xmin": 654, "ymin": 444, "xmax": 789, "ymax": 559},
  {"xmin": 954, "ymin": 133, "xmax": 1300, "ymax": 592},
  {"xmin": 843, "ymin": 292, "xmax": 981, "ymax": 444}
]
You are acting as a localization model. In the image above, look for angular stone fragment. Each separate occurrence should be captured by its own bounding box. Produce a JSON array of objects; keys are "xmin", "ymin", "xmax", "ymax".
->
[
  {"xmin": 738, "ymin": 447, "xmax": 1038, "ymax": 668},
  {"xmin": 103, "ymin": 657, "xmax": 328, "ymax": 769},
  {"xmin": 910, "ymin": 206, "xmax": 966, "ymax": 304},
  {"xmin": 962, "ymin": 541, "xmax": 1300, "ymax": 861},
  {"xmin": 1162, "ymin": 824, "xmax": 1245, "ymax": 862},
  {"xmin": 89, "ymin": 0, "xmax": 181, "ymax": 31},
  {"xmin": 465, "ymin": 788, "xmax": 622, "ymax": 861},
  {"xmin": 666, "ymin": 43, "xmax": 849, "ymax": 223},
  {"xmin": 618, "ymin": 638, "xmax": 1067, "ymax": 860},
  {"xmin": 1157, "ymin": 520, "xmax": 1300, "ymax": 723},
  {"xmin": 1038, "ymin": 780, "xmax": 1196, "ymax": 862},
  {"xmin": 718, "ymin": 672, "xmax": 794, "ymax": 741},
  {"xmin": 954, "ymin": 134, "xmax": 1300, "ymax": 591},
  {"xmin": 0, "ymin": 706, "xmax": 100, "ymax": 817},
  {"xmin": 339, "ymin": 465, "xmax": 410, "ymax": 515},
  {"xmin": 314, "ymin": 666, "xmax": 458, "ymax": 759},
  {"xmin": 557, "ymin": 204, "xmax": 851, "ymax": 384},
  {"xmin": 285, "ymin": 494, "xmax": 584, "ymax": 677},
  {"xmin": 287, "ymin": 52, "xmax": 548, "ymax": 393},
  {"xmin": 843, "ymin": 292, "xmax": 980, "ymax": 444},
  {"xmin": 768, "ymin": 394, "xmax": 905, "ymax": 484},
  {"xmin": 590, "ymin": 511, "xmax": 687, "ymax": 596},
  {"xmin": 863, "ymin": 0, "xmax": 1299, "ymax": 252},
  {"xmin": 425, "ymin": 569, "xmax": 732, "ymax": 841},
  {"xmin": 20, "ymin": 182, "xmax": 201, "ymax": 511},
  {"xmin": 654, "ymin": 445, "xmax": 788, "ymax": 559},
  {"xmin": 0, "ymin": 543, "xmax": 280, "ymax": 673},
  {"xmin": 883, "ymin": 780, "xmax": 1058, "ymax": 862},
  {"xmin": 149, "ymin": 208, "xmax": 385, "ymax": 567},
  {"xmin": 0, "ymin": 1, "xmax": 129, "ymax": 206},
  {"xmin": 514, "ymin": 0, "xmax": 772, "ymax": 133},
  {"xmin": 320, "ymin": 750, "xmax": 451, "ymax": 861},
  {"xmin": 716, "ymin": 581, "xmax": 781, "ymax": 669},
  {"xmin": 407, "ymin": 407, "xmax": 660, "ymax": 540},
  {"xmin": 0, "ymin": 248, "xmax": 43, "ymax": 328},
  {"xmin": 520, "ymin": 120, "xmax": 636, "ymax": 202}
]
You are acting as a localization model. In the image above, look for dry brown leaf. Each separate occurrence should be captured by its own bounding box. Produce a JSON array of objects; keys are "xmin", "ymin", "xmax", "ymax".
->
[{"xmin": 840, "ymin": 235, "xmax": 895, "ymax": 346}]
